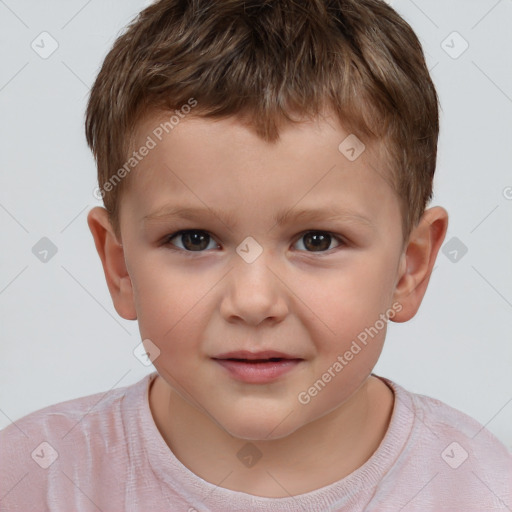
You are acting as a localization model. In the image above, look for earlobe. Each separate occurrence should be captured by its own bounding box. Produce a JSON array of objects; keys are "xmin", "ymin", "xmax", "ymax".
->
[
  {"xmin": 391, "ymin": 206, "xmax": 448, "ymax": 323},
  {"xmin": 87, "ymin": 207, "xmax": 137, "ymax": 320}
]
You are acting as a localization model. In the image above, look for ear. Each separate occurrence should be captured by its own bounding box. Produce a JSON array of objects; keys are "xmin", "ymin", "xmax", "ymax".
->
[
  {"xmin": 87, "ymin": 207, "xmax": 137, "ymax": 320},
  {"xmin": 391, "ymin": 206, "xmax": 448, "ymax": 323}
]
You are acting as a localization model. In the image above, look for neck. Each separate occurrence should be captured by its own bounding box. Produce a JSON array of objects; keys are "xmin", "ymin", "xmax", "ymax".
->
[{"xmin": 149, "ymin": 374, "xmax": 394, "ymax": 497}]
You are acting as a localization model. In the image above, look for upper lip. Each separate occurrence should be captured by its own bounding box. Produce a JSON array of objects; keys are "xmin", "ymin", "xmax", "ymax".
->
[{"xmin": 212, "ymin": 350, "xmax": 302, "ymax": 360}]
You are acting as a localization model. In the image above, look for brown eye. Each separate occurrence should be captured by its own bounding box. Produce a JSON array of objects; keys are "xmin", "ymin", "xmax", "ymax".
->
[
  {"xmin": 294, "ymin": 231, "xmax": 341, "ymax": 252},
  {"xmin": 167, "ymin": 230, "xmax": 218, "ymax": 251}
]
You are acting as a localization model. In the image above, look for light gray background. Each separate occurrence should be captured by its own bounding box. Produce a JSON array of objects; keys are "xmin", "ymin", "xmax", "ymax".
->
[{"xmin": 1, "ymin": 0, "xmax": 511, "ymax": 450}]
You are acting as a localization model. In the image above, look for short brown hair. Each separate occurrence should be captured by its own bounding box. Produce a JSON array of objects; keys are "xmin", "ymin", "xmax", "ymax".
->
[{"xmin": 85, "ymin": 0, "xmax": 439, "ymax": 241}]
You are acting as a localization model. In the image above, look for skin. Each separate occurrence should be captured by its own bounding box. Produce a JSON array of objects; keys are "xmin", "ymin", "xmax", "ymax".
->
[{"xmin": 88, "ymin": 112, "xmax": 448, "ymax": 497}]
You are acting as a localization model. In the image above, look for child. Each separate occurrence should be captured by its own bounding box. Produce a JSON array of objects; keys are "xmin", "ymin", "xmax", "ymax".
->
[{"xmin": 1, "ymin": 0, "xmax": 511, "ymax": 510}]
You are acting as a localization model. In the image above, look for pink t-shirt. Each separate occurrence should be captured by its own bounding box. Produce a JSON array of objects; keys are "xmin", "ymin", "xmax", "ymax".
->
[{"xmin": 1, "ymin": 372, "xmax": 511, "ymax": 511}]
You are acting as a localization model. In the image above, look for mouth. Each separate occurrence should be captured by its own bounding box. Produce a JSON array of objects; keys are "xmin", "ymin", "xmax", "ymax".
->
[
  {"xmin": 212, "ymin": 351, "xmax": 303, "ymax": 383},
  {"xmin": 213, "ymin": 350, "xmax": 301, "ymax": 361}
]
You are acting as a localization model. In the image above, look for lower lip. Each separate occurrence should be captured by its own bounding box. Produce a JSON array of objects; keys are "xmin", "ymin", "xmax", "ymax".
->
[{"xmin": 213, "ymin": 359, "xmax": 302, "ymax": 383}]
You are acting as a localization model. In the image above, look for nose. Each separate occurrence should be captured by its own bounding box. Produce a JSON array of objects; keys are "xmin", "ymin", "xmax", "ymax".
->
[{"xmin": 219, "ymin": 250, "xmax": 289, "ymax": 327}]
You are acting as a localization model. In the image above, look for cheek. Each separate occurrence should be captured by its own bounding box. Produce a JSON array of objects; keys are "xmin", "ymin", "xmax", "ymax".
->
[
  {"xmin": 297, "ymin": 269, "xmax": 391, "ymax": 418},
  {"xmin": 129, "ymin": 258, "xmax": 213, "ymax": 351},
  {"xmin": 305, "ymin": 256, "xmax": 397, "ymax": 341}
]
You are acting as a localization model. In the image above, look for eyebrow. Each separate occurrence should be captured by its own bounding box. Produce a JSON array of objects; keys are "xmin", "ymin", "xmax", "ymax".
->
[{"xmin": 143, "ymin": 204, "xmax": 374, "ymax": 231}]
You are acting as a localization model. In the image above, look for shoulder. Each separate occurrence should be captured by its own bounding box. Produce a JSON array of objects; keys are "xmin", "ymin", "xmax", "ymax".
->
[
  {"xmin": 1, "ymin": 376, "xmax": 133, "ymax": 444},
  {"xmin": 406, "ymin": 384, "xmax": 510, "ymax": 459},
  {"xmin": 0, "ymin": 373, "xmax": 153, "ymax": 510},
  {"xmin": 374, "ymin": 376, "xmax": 512, "ymax": 510}
]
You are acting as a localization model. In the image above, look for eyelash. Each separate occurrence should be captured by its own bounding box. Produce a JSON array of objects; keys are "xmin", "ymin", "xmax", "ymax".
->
[{"xmin": 162, "ymin": 229, "xmax": 346, "ymax": 256}]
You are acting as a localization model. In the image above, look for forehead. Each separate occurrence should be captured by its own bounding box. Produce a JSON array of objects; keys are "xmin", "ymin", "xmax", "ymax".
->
[{"xmin": 121, "ymin": 111, "xmax": 400, "ymax": 232}]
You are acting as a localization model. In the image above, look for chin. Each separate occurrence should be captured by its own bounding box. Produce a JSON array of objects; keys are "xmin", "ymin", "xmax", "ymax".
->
[
  {"xmin": 216, "ymin": 411, "xmax": 305, "ymax": 441},
  {"xmin": 224, "ymin": 424, "xmax": 294, "ymax": 442}
]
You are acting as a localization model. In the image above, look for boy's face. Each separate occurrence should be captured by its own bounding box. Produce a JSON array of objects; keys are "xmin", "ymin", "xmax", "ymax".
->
[{"xmin": 111, "ymin": 112, "xmax": 409, "ymax": 439}]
